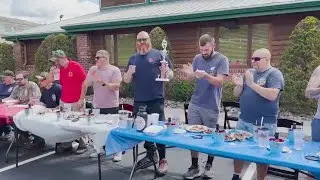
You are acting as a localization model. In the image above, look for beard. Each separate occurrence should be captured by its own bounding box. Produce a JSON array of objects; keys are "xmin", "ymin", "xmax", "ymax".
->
[{"xmin": 137, "ymin": 43, "xmax": 150, "ymax": 55}]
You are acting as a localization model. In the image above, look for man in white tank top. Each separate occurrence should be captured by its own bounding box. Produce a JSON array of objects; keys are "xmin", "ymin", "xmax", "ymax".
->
[{"xmin": 305, "ymin": 65, "xmax": 320, "ymax": 141}]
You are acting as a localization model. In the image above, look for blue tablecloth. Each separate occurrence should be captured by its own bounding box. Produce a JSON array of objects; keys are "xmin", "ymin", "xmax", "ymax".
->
[{"xmin": 106, "ymin": 128, "xmax": 320, "ymax": 176}]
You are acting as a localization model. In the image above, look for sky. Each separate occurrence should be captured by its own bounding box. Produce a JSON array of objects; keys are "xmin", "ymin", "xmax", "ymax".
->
[{"xmin": 0, "ymin": 0, "xmax": 100, "ymax": 24}]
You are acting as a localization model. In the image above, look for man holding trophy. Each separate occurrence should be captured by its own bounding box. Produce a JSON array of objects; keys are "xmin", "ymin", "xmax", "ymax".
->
[{"xmin": 123, "ymin": 31, "xmax": 173, "ymax": 175}]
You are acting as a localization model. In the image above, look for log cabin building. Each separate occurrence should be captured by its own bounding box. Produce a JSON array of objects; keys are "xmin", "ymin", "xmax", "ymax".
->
[{"xmin": 4, "ymin": 0, "xmax": 320, "ymax": 78}]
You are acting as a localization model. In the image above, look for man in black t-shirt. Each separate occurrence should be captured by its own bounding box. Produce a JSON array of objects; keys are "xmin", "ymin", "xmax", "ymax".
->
[{"xmin": 36, "ymin": 72, "xmax": 61, "ymax": 108}]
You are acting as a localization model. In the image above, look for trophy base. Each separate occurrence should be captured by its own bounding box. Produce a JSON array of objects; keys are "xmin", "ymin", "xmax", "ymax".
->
[{"xmin": 155, "ymin": 78, "xmax": 170, "ymax": 82}]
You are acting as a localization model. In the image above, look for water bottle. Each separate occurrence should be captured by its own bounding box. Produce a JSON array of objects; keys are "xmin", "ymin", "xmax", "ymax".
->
[{"xmin": 135, "ymin": 106, "xmax": 147, "ymax": 132}]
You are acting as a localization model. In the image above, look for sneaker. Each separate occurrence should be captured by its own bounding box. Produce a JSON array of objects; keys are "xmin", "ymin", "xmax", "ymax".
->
[
  {"xmin": 74, "ymin": 147, "xmax": 88, "ymax": 155},
  {"xmin": 202, "ymin": 164, "xmax": 214, "ymax": 179},
  {"xmin": 135, "ymin": 152, "xmax": 158, "ymax": 170},
  {"xmin": 157, "ymin": 159, "xmax": 168, "ymax": 175},
  {"xmin": 232, "ymin": 174, "xmax": 241, "ymax": 180},
  {"xmin": 89, "ymin": 151, "xmax": 98, "ymax": 158},
  {"xmin": 113, "ymin": 152, "xmax": 122, "ymax": 162},
  {"xmin": 183, "ymin": 165, "xmax": 201, "ymax": 179}
]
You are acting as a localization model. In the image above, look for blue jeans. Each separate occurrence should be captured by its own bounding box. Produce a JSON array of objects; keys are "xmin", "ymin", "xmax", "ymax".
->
[{"xmin": 311, "ymin": 118, "xmax": 320, "ymax": 142}]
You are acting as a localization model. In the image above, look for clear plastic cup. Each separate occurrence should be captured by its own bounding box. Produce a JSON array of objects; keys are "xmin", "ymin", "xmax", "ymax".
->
[
  {"xmin": 294, "ymin": 129, "xmax": 305, "ymax": 150},
  {"xmin": 213, "ymin": 130, "xmax": 226, "ymax": 145},
  {"xmin": 258, "ymin": 127, "xmax": 270, "ymax": 148},
  {"xmin": 253, "ymin": 124, "xmax": 259, "ymax": 142}
]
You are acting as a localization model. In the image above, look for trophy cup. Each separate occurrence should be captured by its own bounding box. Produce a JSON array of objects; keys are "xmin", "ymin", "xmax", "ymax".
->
[{"xmin": 156, "ymin": 39, "xmax": 170, "ymax": 82}]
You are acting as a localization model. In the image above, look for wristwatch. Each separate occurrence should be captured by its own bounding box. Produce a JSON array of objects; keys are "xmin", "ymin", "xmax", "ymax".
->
[{"xmin": 102, "ymin": 83, "xmax": 106, "ymax": 86}]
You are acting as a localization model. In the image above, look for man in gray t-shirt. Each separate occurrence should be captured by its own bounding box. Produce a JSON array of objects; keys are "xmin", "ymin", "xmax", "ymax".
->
[{"xmin": 181, "ymin": 34, "xmax": 229, "ymax": 179}]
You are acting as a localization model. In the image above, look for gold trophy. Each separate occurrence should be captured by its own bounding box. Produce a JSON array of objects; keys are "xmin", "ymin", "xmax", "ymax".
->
[{"xmin": 156, "ymin": 39, "xmax": 170, "ymax": 82}]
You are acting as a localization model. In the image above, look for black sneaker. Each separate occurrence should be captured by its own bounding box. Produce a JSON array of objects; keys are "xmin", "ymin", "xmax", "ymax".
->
[
  {"xmin": 183, "ymin": 165, "xmax": 201, "ymax": 179},
  {"xmin": 232, "ymin": 174, "xmax": 241, "ymax": 180},
  {"xmin": 135, "ymin": 152, "xmax": 158, "ymax": 170}
]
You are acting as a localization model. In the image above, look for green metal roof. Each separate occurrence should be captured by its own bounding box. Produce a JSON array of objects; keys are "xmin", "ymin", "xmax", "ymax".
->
[{"xmin": 5, "ymin": 0, "xmax": 320, "ymax": 40}]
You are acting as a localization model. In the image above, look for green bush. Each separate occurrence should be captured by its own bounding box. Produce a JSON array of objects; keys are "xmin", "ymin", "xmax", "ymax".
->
[
  {"xmin": 34, "ymin": 33, "xmax": 76, "ymax": 75},
  {"xmin": 222, "ymin": 80, "xmax": 237, "ymax": 102},
  {"xmin": 165, "ymin": 79, "xmax": 195, "ymax": 102},
  {"xmin": 0, "ymin": 43, "xmax": 15, "ymax": 73},
  {"xmin": 279, "ymin": 16, "xmax": 320, "ymax": 114},
  {"xmin": 149, "ymin": 26, "xmax": 174, "ymax": 64},
  {"xmin": 120, "ymin": 82, "xmax": 133, "ymax": 98}
]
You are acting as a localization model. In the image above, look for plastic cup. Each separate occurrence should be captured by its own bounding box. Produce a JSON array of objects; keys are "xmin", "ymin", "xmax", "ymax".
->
[
  {"xmin": 294, "ymin": 129, "xmax": 304, "ymax": 150},
  {"xmin": 213, "ymin": 130, "xmax": 226, "ymax": 145},
  {"xmin": 253, "ymin": 124, "xmax": 259, "ymax": 142},
  {"xmin": 258, "ymin": 127, "xmax": 270, "ymax": 148},
  {"xmin": 165, "ymin": 122, "xmax": 175, "ymax": 136},
  {"xmin": 92, "ymin": 108, "xmax": 100, "ymax": 116},
  {"xmin": 269, "ymin": 138, "xmax": 284, "ymax": 155}
]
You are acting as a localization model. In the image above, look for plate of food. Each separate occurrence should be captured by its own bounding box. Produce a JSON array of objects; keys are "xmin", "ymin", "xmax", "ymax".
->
[
  {"xmin": 225, "ymin": 133, "xmax": 237, "ymax": 142},
  {"xmin": 64, "ymin": 114, "xmax": 80, "ymax": 120},
  {"xmin": 185, "ymin": 125, "xmax": 208, "ymax": 133},
  {"xmin": 226, "ymin": 129, "xmax": 253, "ymax": 141}
]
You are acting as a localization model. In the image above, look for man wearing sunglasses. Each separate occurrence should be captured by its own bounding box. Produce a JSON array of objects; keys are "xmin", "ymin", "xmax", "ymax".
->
[
  {"xmin": 181, "ymin": 34, "xmax": 229, "ymax": 179},
  {"xmin": 4, "ymin": 71, "xmax": 41, "ymax": 105},
  {"xmin": 86, "ymin": 50, "xmax": 122, "ymax": 160},
  {"xmin": 123, "ymin": 31, "xmax": 174, "ymax": 175},
  {"xmin": 231, "ymin": 48, "xmax": 284, "ymax": 180}
]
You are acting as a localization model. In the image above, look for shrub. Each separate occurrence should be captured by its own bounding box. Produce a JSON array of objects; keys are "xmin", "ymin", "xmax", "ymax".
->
[
  {"xmin": 0, "ymin": 43, "xmax": 14, "ymax": 73},
  {"xmin": 34, "ymin": 33, "xmax": 76, "ymax": 75},
  {"xmin": 165, "ymin": 79, "xmax": 195, "ymax": 102},
  {"xmin": 279, "ymin": 16, "xmax": 320, "ymax": 114},
  {"xmin": 149, "ymin": 26, "xmax": 174, "ymax": 64},
  {"xmin": 120, "ymin": 82, "xmax": 133, "ymax": 98},
  {"xmin": 222, "ymin": 80, "xmax": 237, "ymax": 102}
]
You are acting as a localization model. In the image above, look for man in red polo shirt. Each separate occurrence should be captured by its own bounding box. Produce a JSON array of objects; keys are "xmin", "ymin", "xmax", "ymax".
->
[{"xmin": 49, "ymin": 50, "xmax": 88, "ymax": 154}]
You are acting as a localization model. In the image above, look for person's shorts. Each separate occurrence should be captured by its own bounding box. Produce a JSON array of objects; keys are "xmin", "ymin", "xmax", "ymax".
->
[
  {"xmin": 311, "ymin": 118, "xmax": 320, "ymax": 142},
  {"xmin": 236, "ymin": 118, "xmax": 276, "ymax": 136},
  {"xmin": 187, "ymin": 103, "xmax": 219, "ymax": 128}
]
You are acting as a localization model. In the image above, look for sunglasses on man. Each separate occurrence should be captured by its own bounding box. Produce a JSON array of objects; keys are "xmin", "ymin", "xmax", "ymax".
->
[
  {"xmin": 251, "ymin": 57, "xmax": 266, "ymax": 62},
  {"xmin": 136, "ymin": 38, "xmax": 149, "ymax": 43}
]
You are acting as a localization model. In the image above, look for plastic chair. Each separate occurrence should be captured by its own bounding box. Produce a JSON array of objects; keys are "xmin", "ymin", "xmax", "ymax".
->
[{"xmin": 222, "ymin": 101, "xmax": 240, "ymax": 129}]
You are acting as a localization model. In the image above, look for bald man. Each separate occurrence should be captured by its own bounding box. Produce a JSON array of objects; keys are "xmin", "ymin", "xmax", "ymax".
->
[
  {"xmin": 123, "ymin": 31, "xmax": 174, "ymax": 175},
  {"xmin": 231, "ymin": 48, "xmax": 284, "ymax": 180}
]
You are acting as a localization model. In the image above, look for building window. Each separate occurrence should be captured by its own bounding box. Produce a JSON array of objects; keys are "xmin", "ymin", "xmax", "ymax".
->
[
  {"xmin": 252, "ymin": 24, "xmax": 269, "ymax": 52},
  {"xmin": 219, "ymin": 25, "xmax": 248, "ymax": 65},
  {"xmin": 104, "ymin": 33, "xmax": 136, "ymax": 66},
  {"xmin": 117, "ymin": 34, "xmax": 136, "ymax": 66},
  {"xmin": 105, "ymin": 35, "xmax": 115, "ymax": 64}
]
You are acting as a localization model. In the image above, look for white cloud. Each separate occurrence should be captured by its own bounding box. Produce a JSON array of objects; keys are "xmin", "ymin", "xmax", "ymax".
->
[{"xmin": 0, "ymin": 0, "xmax": 99, "ymax": 24}]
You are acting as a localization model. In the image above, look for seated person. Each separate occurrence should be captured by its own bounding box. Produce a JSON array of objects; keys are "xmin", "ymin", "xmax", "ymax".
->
[
  {"xmin": 3, "ymin": 71, "xmax": 41, "ymax": 105},
  {"xmin": 0, "ymin": 70, "xmax": 16, "ymax": 100},
  {"xmin": 36, "ymin": 72, "xmax": 61, "ymax": 108},
  {"xmin": 0, "ymin": 70, "xmax": 16, "ymax": 139}
]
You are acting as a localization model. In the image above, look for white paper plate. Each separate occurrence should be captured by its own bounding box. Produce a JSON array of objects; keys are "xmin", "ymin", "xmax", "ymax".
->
[{"xmin": 185, "ymin": 125, "xmax": 208, "ymax": 133}]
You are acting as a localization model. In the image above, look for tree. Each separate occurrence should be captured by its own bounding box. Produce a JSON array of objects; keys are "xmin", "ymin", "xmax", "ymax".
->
[
  {"xmin": 34, "ymin": 33, "xmax": 76, "ymax": 75},
  {"xmin": 280, "ymin": 16, "xmax": 320, "ymax": 114},
  {"xmin": 149, "ymin": 26, "xmax": 174, "ymax": 64},
  {"xmin": 0, "ymin": 43, "xmax": 15, "ymax": 73}
]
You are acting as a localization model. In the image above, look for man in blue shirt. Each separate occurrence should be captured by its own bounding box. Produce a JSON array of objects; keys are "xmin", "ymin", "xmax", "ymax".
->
[
  {"xmin": 231, "ymin": 48, "xmax": 284, "ymax": 180},
  {"xmin": 0, "ymin": 70, "xmax": 16, "ymax": 99},
  {"xmin": 123, "ymin": 31, "xmax": 174, "ymax": 175},
  {"xmin": 36, "ymin": 72, "xmax": 61, "ymax": 108},
  {"xmin": 0, "ymin": 70, "xmax": 16, "ymax": 139},
  {"xmin": 181, "ymin": 34, "xmax": 229, "ymax": 179}
]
